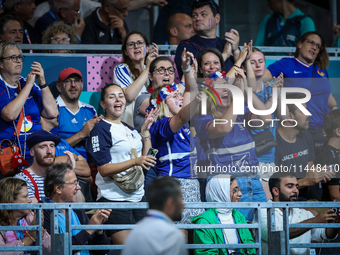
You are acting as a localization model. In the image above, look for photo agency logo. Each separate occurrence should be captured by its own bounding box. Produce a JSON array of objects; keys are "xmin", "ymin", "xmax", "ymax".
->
[{"xmin": 199, "ymin": 83, "xmax": 312, "ymax": 128}]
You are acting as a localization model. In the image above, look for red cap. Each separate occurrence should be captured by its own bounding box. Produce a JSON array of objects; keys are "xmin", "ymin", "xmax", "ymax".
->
[{"xmin": 57, "ymin": 68, "xmax": 82, "ymax": 83}]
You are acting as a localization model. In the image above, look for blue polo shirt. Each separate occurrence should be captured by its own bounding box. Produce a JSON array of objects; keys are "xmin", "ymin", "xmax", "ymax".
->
[
  {"xmin": 268, "ymin": 58, "xmax": 331, "ymax": 129},
  {"xmin": 56, "ymin": 96, "xmax": 97, "ymax": 159}
]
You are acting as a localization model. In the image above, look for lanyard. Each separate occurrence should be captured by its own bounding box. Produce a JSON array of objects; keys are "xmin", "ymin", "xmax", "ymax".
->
[
  {"xmin": 14, "ymin": 218, "xmax": 26, "ymax": 240},
  {"xmin": 49, "ymin": 10, "xmax": 59, "ymax": 22}
]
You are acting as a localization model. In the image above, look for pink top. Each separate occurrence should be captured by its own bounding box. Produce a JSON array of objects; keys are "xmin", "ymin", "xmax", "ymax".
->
[{"xmin": 0, "ymin": 211, "xmax": 51, "ymax": 255}]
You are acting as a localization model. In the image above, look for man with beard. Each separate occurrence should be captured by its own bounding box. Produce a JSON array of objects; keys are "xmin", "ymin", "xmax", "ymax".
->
[
  {"xmin": 260, "ymin": 172, "xmax": 339, "ymax": 254},
  {"xmin": 55, "ymin": 68, "xmax": 102, "ymax": 160},
  {"xmin": 122, "ymin": 177, "xmax": 187, "ymax": 255},
  {"xmin": 275, "ymin": 93, "xmax": 334, "ymax": 200},
  {"xmin": 15, "ymin": 130, "xmax": 61, "ymax": 203}
]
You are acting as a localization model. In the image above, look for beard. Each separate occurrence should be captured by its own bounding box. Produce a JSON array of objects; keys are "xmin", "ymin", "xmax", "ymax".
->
[
  {"xmin": 279, "ymin": 191, "xmax": 298, "ymax": 202},
  {"xmin": 35, "ymin": 153, "xmax": 55, "ymax": 167}
]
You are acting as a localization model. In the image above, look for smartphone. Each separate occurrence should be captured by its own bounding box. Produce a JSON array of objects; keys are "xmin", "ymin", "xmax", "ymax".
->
[{"xmin": 146, "ymin": 148, "xmax": 158, "ymax": 170}]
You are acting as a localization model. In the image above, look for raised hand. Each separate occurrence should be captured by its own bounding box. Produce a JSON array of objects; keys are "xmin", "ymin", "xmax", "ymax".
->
[
  {"xmin": 142, "ymin": 108, "xmax": 159, "ymax": 132},
  {"xmin": 225, "ymin": 29, "xmax": 240, "ymax": 53},
  {"xmin": 81, "ymin": 115, "xmax": 103, "ymax": 138},
  {"xmin": 146, "ymin": 43, "xmax": 159, "ymax": 67},
  {"xmin": 31, "ymin": 62, "xmax": 45, "ymax": 85},
  {"xmin": 273, "ymin": 73, "xmax": 284, "ymax": 88},
  {"xmin": 181, "ymin": 47, "xmax": 195, "ymax": 71}
]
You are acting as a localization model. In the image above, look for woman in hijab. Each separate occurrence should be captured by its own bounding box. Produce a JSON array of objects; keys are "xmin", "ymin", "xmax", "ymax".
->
[{"xmin": 191, "ymin": 174, "xmax": 256, "ymax": 255}]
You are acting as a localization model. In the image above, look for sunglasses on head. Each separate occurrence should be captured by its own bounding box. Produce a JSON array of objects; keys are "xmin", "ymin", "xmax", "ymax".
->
[{"xmin": 196, "ymin": 0, "xmax": 218, "ymax": 14}]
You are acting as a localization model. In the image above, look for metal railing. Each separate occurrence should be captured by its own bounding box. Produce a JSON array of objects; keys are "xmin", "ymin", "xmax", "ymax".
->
[
  {"xmin": 0, "ymin": 201, "xmax": 339, "ymax": 254},
  {"xmin": 17, "ymin": 44, "xmax": 340, "ymax": 58}
]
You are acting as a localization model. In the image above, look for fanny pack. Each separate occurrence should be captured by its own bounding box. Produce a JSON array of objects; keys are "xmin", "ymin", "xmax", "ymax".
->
[
  {"xmin": 253, "ymin": 129, "xmax": 277, "ymax": 155},
  {"xmin": 110, "ymin": 125, "xmax": 144, "ymax": 193}
]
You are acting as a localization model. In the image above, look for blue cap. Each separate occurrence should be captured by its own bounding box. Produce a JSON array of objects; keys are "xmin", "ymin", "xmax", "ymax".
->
[{"xmin": 26, "ymin": 130, "xmax": 61, "ymax": 150}]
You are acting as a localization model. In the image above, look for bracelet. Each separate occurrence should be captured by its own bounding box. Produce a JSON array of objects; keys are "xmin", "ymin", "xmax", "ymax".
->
[
  {"xmin": 39, "ymin": 83, "xmax": 48, "ymax": 89},
  {"xmin": 179, "ymin": 81, "xmax": 185, "ymax": 87},
  {"xmin": 233, "ymin": 64, "xmax": 240, "ymax": 69},
  {"xmin": 182, "ymin": 65, "xmax": 191, "ymax": 73},
  {"xmin": 27, "ymin": 233, "xmax": 36, "ymax": 243},
  {"xmin": 140, "ymin": 133, "xmax": 150, "ymax": 139}
]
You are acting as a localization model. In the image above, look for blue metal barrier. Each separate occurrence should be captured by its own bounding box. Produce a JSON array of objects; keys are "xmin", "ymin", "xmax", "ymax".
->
[{"xmin": 1, "ymin": 201, "xmax": 340, "ymax": 255}]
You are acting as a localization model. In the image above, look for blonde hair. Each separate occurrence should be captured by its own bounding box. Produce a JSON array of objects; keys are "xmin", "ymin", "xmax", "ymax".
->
[
  {"xmin": 150, "ymin": 85, "xmax": 170, "ymax": 120},
  {"xmin": 0, "ymin": 177, "xmax": 27, "ymax": 226},
  {"xmin": 0, "ymin": 41, "xmax": 21, "ymax": 59}
]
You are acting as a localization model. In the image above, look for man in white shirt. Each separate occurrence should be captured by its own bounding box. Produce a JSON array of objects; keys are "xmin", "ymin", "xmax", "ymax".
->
[
  {"xmin": 122, "ymin": 177, "xmax": 188, "ymax": 255},
  {"xmin": 261, "ymin": 172, "xmax": 340, "ymax": 254}
]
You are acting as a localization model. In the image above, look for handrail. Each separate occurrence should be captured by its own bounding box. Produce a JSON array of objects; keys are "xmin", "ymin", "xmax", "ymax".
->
[
  {"xmin": 0, "ymin": 201, "xmax": 339, "ymax": 254},
  {"xmin": 17, "ymin": 44, "xmax": 340, "ymax": 56}
]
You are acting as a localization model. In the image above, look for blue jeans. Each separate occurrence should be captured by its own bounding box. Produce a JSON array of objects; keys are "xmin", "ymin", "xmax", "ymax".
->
[{"xmin": 235, "ymin": 173, "xmax": 267, "ymax": 222}]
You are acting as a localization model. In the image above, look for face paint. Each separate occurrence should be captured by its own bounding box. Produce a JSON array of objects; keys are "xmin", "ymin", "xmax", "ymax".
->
[
  {"xmin": 209, "ymin": 18, "xmax": 211, "ymax": 27},
  {"xmin": 218, "ymin": 65, "xmax": 221, "ymax": 71},
  {"xmin": 127, "ymin": 50, "xmax": 132, "ymax": 58},
  {"xmin": 174, "ymin": 99, "xmax": 178, "ymax": 106},
  {"xmin": 143, "ymin": 46, "xmax": 146, "ymax": 56},
  {"xmin": 63, "ymin": 84, "xmax": 66, "ymax": 88}
]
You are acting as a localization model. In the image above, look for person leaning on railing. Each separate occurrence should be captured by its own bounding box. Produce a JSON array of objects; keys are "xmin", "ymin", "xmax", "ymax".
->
[
  {"xmin": 192, "ymin": 174, "xmax": 256, "ymax": 255},
  {"xmin": 0, "ymin": 177, "xmax": 51, "ymax": 255}
]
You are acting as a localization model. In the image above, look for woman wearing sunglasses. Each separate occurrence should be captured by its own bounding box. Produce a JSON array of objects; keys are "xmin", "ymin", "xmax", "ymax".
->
[
  {"xmin": 263, "ymin": 31, "xmax": 336, "ymax": 151},
  {"xmin": 113, "ymin": 30, "xmax": 158, "ymax": 127}
]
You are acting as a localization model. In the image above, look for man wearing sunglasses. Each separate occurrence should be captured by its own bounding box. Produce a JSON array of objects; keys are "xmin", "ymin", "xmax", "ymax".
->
[
  {"xmin": 175, "ymin": 0, "xmax": 240, "ymax": 78},
  {"xmin": 82, "ymin": 0, "xmax": 130, "ymax": 48},
  {"xmin": 255, "ymin": 0, "xmax": 315, "ymax": 48}
]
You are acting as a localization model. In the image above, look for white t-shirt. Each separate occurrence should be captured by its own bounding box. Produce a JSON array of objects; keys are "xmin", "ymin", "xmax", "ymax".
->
[
  {"xmin": 112, "ymin": 63, "xmax": 148, "ymax": 127},
  {"xmin": 87, "ymin": 119, "xmax": 144, "ymax": 202},
  {"xmin": 260, "ymin": 202, "xmax": 335, "ymax": 254}
]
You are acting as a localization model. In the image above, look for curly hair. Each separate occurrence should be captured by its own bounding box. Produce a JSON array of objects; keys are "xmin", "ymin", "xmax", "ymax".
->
[
  {"xmin": 42, "ymin": 22, "xmax": 78, "ymax": 53},
  {"xmin": 0, "ymin": 177, "xmax": 27, "ymax": 226},
  {"xmin": 121, "ymin": 30, "xmax": 149, "ymax": 79}
]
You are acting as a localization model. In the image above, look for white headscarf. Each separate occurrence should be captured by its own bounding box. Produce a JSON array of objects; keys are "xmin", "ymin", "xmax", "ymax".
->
[
  {"xmin": 206, "ymin": 174, "xmax": 232, "ymax": 215},
  {"xmin": 206, "ymin": 174, "xmax": 238, "ymax": 248}
]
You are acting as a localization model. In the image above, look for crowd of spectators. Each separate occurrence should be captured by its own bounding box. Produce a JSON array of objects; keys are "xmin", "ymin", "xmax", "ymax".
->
[{"xmin": 0, "ymin": 0, "xmax": 340, "ymax": 254}]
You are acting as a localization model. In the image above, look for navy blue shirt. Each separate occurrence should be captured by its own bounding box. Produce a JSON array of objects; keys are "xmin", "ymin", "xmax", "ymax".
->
[{"xmin": 175, "ymin": 35, "xmax": 235, "ymax": 78}]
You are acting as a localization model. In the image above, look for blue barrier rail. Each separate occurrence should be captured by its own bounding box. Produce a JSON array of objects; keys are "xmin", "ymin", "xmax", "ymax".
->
[{"xmin": 1, "ymin": 201, "xmax": 340, "ymax": 254}]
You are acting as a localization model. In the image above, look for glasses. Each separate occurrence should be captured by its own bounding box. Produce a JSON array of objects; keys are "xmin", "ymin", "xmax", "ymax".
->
[
  {"xmin": 60, "ymin": 7, "xmax": 81, "ymax": 15},
  {"xmin": 304, "ymin": 39, "xmax": 323, "ymax": 50},
  {"xmin": 109, "ymin": 2, "xmax": 128, "ymax": 13},
  {"xmin": 64, "ymin": 181, "xmax": 80, "ymax": 187},
  {"xmin": 63, "ymin": 78, "xmax": 82, "ymax": 86},
  {"xmin": 154, "ymin": 67, "xmax": 175, "ymax": 75},
  {"xmin": 1, "ymin": 55, "xmax": 25, "ymax": 62},
  {"xmin": 126, "ymin": 40, "xmax": 145, "ymax": 48},
  {"xmin": 232, "ymin": 187, "xmax": 241, "ymax": 194},
  {"xmin": 51, "ymin": 37, "xmax": 71, "ymax": 43}
]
